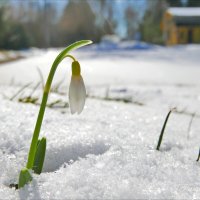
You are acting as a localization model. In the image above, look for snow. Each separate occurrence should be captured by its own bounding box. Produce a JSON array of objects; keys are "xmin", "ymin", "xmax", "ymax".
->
[
  {"xmin": 0, "ymin": 43, "xmax": 200, "ymax": 199},
  {"xmin": 167, "ymin": 7, "xmax": 200, "ymax": 17}
]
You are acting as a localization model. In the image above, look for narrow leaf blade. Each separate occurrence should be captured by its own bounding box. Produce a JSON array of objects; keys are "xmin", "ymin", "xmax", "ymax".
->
[
  {"xmin": 156, "ymin": 108, "xmax": 175, "ymax": 151},
  {"xmin": 196, "ymin": 147, "xmax": 200, "ymax": 162},
  {"xmin": 54, "ymin": 40, "xmax": 93, "ymax": 66},
  {"xmin": 18, "ymin": 168, "xmax": 32, "ymax": 189},
  {"xmin": 33, "ymin": 137, "xmax": 46, "ymax": 174}
]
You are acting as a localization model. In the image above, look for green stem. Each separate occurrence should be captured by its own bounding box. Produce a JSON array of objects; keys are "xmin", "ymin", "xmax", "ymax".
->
[
  {"xmin": 64, "ymin": 55, "xmax": 76, "ymax": 61},
  {"xmin": 26, "ymin": 40, "xmax": 92, "ymax": 169}
]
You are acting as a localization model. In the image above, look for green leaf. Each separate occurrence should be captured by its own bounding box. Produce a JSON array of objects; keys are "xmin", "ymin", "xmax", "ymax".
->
[
  {"xmin": 18, "ymin": 168, "xmax": 32, "ymax": 189},
  {"xmin": 51, "ymin": 40, "xmax": 92, "ymax": 71},
  {"xmin": 58, "ymin": 40, "xmax": 92, "ymax": 63},
  {"xmin": 196, "ymin": 147, "xmax": 200, "ymax": 162},
  {"xmin": 156, "ymin": 108, "xmax": 175, "ymax": 151},
  {"xmin": 33, "ymin": 137, "xmax": 46, "ymax": 174}
]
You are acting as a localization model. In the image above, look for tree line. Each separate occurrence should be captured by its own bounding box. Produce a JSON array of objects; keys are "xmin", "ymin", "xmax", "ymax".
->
[{"xmin": 0, "ymin": 0, "xmax": 199, "ymax": 49}]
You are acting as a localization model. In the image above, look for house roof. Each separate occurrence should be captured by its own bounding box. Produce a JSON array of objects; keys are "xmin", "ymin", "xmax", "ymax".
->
[
  {"xmin": 167, "ymin": 7, "xmax": 200, "ymax": 26},
  {"xmin": 167, "ymin": 7, "xmax": 200, "ymax": 17}
]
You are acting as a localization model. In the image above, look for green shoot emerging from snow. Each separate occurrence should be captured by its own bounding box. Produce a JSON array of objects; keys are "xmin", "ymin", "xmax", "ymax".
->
[
  {"xmin": 196, "ymin": 147, "xmax": 200, "ymax": 162},
  {"xmin": 187, "ymin": 112, "xmax": 196, "ymax": 139},
  {"xmin": 18, "ymin": 40, "xmax": 92, "ymax": 188},
  {"xmin": 156, "ymin": 108, "xmax": 176, "ymax": 151}
]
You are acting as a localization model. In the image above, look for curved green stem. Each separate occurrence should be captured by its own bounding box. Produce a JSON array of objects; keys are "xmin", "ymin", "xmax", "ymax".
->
[
  {"xmin": 64, "ymin": 55, "xmax": 76, "ymax": 62},
  {"xmin": 26, "ymin": 40, "xmax": 92, "ymax": 169}
]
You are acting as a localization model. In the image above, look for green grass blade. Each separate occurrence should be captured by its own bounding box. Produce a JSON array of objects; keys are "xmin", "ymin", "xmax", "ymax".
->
[
  {"xmin": 196, "ymin": 147, "xmax": 200, "ymax": 162},
  {"xmin": 33, "ymin": 137, "xmax": 46, "ymax": 174},
  {"xmin": 156, "ymin": 108, "xmax": 175, "ymax": 151},
  {"xmin": 10, "ymin": 82, "xmax": 32, "ymax": 101},
  {"xmin": 187, "ymin": 112, "xmax": 196, "ymax": 139},
  {"xmin": 18, "ymin": 168, "xmax": 32, "ymax": 189}
]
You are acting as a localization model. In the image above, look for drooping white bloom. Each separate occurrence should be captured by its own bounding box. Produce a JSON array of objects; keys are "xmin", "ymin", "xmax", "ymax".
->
[{"xmin": 69, "ymin": 61, "xmax": 86, "ymax": 114}]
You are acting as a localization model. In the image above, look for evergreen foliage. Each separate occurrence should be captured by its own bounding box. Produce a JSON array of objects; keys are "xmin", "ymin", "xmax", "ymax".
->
[
  {"xmin": 140, "ymin": 0, "xmax": 167, "ymax": 44},
  {"xmin": 166, "ymin": 0, "xmax": 183, "ymax": 7},
  {"xmin": 187, "ymin": 0, "xmax": 200, "ymax": 7}
]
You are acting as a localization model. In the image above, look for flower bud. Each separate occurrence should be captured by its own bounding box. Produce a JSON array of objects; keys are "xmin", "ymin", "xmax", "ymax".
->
[
  {"xmin": 69, "ymin": 61, "xmax": 86, "ymax": 114},
  {"xmin": 72, "ymin": 61, "xmax": 81, "ymax": 76}
]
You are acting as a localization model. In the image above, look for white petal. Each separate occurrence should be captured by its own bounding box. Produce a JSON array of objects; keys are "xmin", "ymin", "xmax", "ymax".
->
[
  {"xmin": 77, "ymin": 76, "xmax": 86, "ymax": 114},
  {"xmin": 69, "ymin": 75, "xmax": 86, "ymax": 114},
  {"xmin": 69, "ymin": 77, "xmax": 79, "ymax": 114}
]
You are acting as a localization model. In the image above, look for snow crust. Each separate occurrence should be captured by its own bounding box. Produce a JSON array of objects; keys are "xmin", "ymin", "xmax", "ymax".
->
[
  {"xmin": 167, "ymin": 7, "xmax": 200, "ymax": 17},
  {"xmin": 0, "ymin": 44, "xmax": 200, "ymax": 199}
]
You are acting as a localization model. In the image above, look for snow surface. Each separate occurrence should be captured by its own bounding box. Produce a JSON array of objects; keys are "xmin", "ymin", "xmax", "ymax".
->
[
  {"xmin": 0, "ymin": 43, "xmax": 200, "ymax": 199},
  {"xmin": 167, "ymin": 7, "xmax": 200, "ymax": 17},
  {"xmin": 0, "ymin": 49, "xmax": 41, "ymax": 63}
]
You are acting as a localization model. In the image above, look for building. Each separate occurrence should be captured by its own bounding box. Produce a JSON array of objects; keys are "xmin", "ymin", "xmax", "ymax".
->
[{"xmin": 162, "ymin": 7, "xmax": 200, "ymax": 45}]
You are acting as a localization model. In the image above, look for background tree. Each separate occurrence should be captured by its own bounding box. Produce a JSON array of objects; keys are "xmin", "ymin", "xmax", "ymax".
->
[
  {"xmin": 166, "ymin": 0, "xmax": 183, "ymax": 7},
  {"xmin": 187, "ymin": 0, "xmax": 200, "ymax": 6},
  {"xmin": 140, "ymin": 0, "xmax": 167, "ymax": 44},
  {"xmin": 103, "ymin": 3, "xmax": 116, "ymax": 35},
  {"xmin": 59, "ymin": 0, "xmax": 98, "ymax": 44},
  {"xmin": 94, "ymin": 0, "xmax": 116, "ymax": 37},
  {"xmin": 0, "ymin": 4, "xmax": 30, "ymax": 49},
  {"xmin": 124, "ymin": 6, "xmax": 138, "ymax": 39}
]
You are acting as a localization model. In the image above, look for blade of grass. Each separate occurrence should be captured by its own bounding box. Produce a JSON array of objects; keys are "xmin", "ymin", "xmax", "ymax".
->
[
  {"xmin": 18, "ymin": 82, "xmax": 40, "ymax": 104},
  {"xmin": 156, "ymin": 108, "xmax": 176, "ymax": 151},
  {"xmin": 37, "ymin": 67, "xmax": 45, "ymax": 89},
  {"xmin": 187, "ymin": 112, "xmax": 196, "ymax": 139},
  {"xmin": 29, "ymin": 82, "xmax": 41, "ymax": 97},
  {"xmin": 52, "ymin": 77, "xmax": 65, "ymax": 93},
  {"xmin": 10, "ymin": 83, "xmax": 32, "ymax": 101},
  {"xmin": 196, "ymin": 147, "xmax": 200, "ymax": 162}
]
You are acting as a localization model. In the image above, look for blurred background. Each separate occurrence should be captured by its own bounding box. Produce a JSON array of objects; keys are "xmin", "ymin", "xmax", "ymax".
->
[{"xmin": 0, "ymin": 0, "xmax": 200, "ymax": 50}]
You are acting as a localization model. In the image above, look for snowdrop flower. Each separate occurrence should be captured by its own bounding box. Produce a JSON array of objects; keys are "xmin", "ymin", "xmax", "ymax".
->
[
  {"xmin": 18, "ymin": 41, "xmax": 92, "ymax": 189},
  {"xmin": 69, "ymin": 61, "xmax": 86, "ymax": 114}
]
